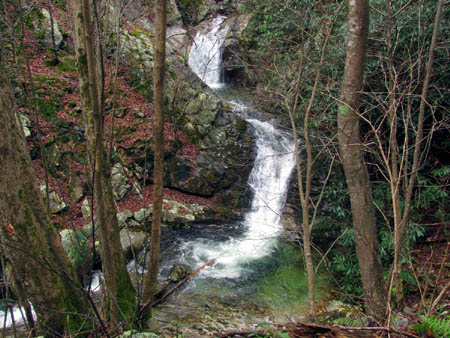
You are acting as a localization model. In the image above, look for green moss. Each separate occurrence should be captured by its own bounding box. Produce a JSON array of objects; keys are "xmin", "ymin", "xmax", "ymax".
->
[
  {"xmin": 36, "ymin": 97, "xmax": 60, "ymax": 121},
  {"xmin": 77, "ymin": 53, "xmax": 87, "ymax": 68},
  {"xmin": 235, "ymin": 117, "xmax": 247, "ymax": 133},
  {"xmin": 216, "ymin": 206, "xmax": 233, "ymax": 217},
  {"xmin": 55, "ymin": 288, "xmax": 91, "ymax": 335},
  {"xmin": 130, "ymin": 28, "xmax": 145, "ymax": 37},
  {"xmin": 338, "ymin": 104, "xmax": 350, "ymax": 116},
  {"xmin": 116, "ymin": 272, "xmax": 137, "ymax": 323},
  {"xmin": 56, "ymin": 58, "xmax": 77, "ymax": 73},
  {"xmin": 31, "ymin": 75, "xmax": 64, "ymax": 121}
]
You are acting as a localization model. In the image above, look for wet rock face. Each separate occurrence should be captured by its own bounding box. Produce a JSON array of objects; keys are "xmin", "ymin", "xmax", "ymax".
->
[
  {"xmin": 164, "ymin": 113, "xmax": 253, "ymax": 209},
  {"xmin": 175, "ymin": 0, "xmax": 239, "ymax": 26}
]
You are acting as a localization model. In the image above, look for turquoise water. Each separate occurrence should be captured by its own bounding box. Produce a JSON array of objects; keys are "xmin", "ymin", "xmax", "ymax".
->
[{"xmin": 173, "ymin": 241, "xmax": 329, "ymax": 319}]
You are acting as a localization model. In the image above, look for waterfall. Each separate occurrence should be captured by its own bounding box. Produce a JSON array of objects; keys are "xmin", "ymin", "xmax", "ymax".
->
[
  {"xmin": 182, "ymin": 119, "xmax": 295, "ymax": 278},
  {"xmin": 188, "ymin": 16, "xmax": 228, "ymax": 88},
  {"xmin": 183, "ymin": 16, "xmax": 296, "ymax": 278}
]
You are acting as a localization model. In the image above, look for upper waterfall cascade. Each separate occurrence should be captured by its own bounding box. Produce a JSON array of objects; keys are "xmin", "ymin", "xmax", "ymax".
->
[{"xmin": 188, "ymin": 16, "xmax": 228, "ymax": 88}]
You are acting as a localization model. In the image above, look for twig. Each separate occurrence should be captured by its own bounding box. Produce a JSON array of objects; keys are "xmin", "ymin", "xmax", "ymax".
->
[{"xmin": 428, "ymin": 281, "xmax": 450, "ymax": 317}]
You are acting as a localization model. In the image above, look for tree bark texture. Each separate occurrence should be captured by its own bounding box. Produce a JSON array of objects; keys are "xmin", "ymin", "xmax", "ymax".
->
[
  {"xmin": 144, "ymin": 0, "xmax": 167, "ymax": 311},
  {"xmin": 71, "ymin": 0, "xmax": 135, "ymax": 325},
  {"xmin": 338, "ymin": 0, "xmax": 386, "ymax": 320},
  {"xmin": 0, "ymin": 60, "xmax": 89, "ymax": 336}
]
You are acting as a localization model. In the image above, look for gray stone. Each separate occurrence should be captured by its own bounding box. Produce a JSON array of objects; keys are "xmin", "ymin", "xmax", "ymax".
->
[
  {"xmin": 20, "ymin": 114, "xmax": 31, "ymax": 137},
  {"xmin": 391, "ymin": 312, "xmax": 410, "ymax": 331},
  {"xmin": 128, "ymin": 219, "xmax": 143, "ymax": 229},
  {"xmin": 40, "ymin": 185, "xmax": 67, "ymax": 213},
  {"xmin": 120, "ymin": 229, "xmax": 147, "ymax": 259},
  {"xmin": 70, "ymin": 185, "xmax": 84, "ymax": 203},
  {"xmin": 134, "ymin": 207, "xmax": 151, "ymax": 223},
  {"xmin": 46, "ymin": 142, "xmax": 61, "ymax": 168},
  {"xmin": 111, "ymin": 163, "xmax": 131, "ymax": 200},
  {"xmin": 325, "ymin": 300, "xmax": 349, "ymax": 314},
  {"xmin": 39, "ymin": 9, "xmax": 63, "ymax": 49},
  {"xmin": 59, "ymin": 228, "xmax": 91, "ymax": 280},
  {"xmin": 60, "ymin": 229, "xmax": 77, "ymax": 255},
  {"xmin": 167, "ymin": 0, "xmax": 182, "ymax": 26},
  {"xmin": 133, "ymin": 181, "xmax": 143, "ymax": 199},
  {"xmin": 118, "ymin": 330, "xmax": 159, "ymax": 338},
  {"xmin": 117, "ymin": 209, "xmax": 133, "ymax": 227},
  {"xmin": 167, "ymin": 264, "xmax": 192, "ymax": 282},
  {"xmin": 81, "ymin": 198, "xmax": 91, "ymax": 219}
]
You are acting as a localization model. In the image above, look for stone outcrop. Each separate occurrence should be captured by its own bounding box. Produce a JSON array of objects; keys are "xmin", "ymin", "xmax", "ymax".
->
[
  {"xmin": 32, "ymin": 8, "xmax": 64, "ymax": 49},
  {"xmin": 116, "ymin": 199, "xmax": 217, "ymax": 231},
  {"xmin": 111, "ymin": 163, "xmax": 131, "ymax": 201}
]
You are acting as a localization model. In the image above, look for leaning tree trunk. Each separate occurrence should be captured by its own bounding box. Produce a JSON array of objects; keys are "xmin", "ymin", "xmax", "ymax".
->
[
  {"xmin": 0, "ymin": 59, "xmax": 90, "ymax": 337},
  {"xmin": 71, "ymin": 0, "xmax": 135, "ymax": 326},
  {"xmin": 337, "ymin": 0, "xmax": 386, "ymax": 321},
  {"xmin": 143, "ymin": 0, "xmax": 167, "ymax": 314}
]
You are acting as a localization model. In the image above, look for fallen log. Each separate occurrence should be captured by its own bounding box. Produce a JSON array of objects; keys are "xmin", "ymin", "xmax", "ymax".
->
[
  {"xmin": 151, "ymin": 258, "xmax": 216, "ymax": 307},
  {"xmin": 138, "ymin": 258, "xmax": 216, "ymax": 317}
]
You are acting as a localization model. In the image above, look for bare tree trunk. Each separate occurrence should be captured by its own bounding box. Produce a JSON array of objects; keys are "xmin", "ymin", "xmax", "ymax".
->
[
  {"xmin": 384, "ymin": 0, "xmax": 405, "ymax": 307},
  {"xmin": 389, "ymin": 0, "xmax": 444, "ymax": 309},
  {"xmin": 337, "ymin": 0, "xmax": 385, "ymax": 321},
  {"xmin": 71, "ymin": 0, "xmax": 135, "ymax": 326},
  {"xmin": 143, "ymin": 0, "xmax": 167, "ymax": 313},
  {"xmin": 0, "ymin": 58, "xmax": 89, "ymax": 337}
]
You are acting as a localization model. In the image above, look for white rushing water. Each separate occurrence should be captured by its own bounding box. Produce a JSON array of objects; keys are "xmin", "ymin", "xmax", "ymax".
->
[
  {"xmin": 182, "ymin": 119, "xmax": 295, "ymax": 278},
  {"xmin": 184, "ymin": 15, "xmax": 296, "ymax": 278},
  {"xmin": 188, "ymin": 16, "xmax": 228, "ymax": 88},
  {"xmin": 0, "ymin": 303, "xmax": 35, "ymax": 331}
]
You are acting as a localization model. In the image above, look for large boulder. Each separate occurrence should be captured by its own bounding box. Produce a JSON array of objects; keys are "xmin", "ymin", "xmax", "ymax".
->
[
  {"xmin": 32, "ymin": 8, "xmax": 64, "ymax": 49},
  {"xmin": 120, "ymin": 228, "xmax": 148, "ymax": 260}
]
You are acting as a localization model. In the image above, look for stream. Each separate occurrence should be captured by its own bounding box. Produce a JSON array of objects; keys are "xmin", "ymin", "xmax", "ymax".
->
[{"xmin": 147, "ymin": 15, "xmax": 328, "ymax": 334}]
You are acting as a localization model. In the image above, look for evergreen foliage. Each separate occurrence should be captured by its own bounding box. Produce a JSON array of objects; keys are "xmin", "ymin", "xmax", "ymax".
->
[{"xmin": 411, "ymin": 316, "xmax": 450, "ymax": 338}]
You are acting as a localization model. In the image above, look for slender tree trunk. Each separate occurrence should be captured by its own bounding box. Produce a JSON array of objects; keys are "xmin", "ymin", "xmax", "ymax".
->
[
  {"xmin": 384, "ymin": 0, "xmax": 405, "ymax": 307},
  {"xmin": 0, "ymin": 59, "xmax": 89, "ymax": 337},
  {"xmin": 143, "ymin": 0, "xmax": 167, "ymax": 312},
  {"xmin": 390, "ymin": 0, "xmax": 444, "ymax": 309},
  {"xmin": 337, "ymin": 0, "xmax": 385, "ymax": 320},
  {"xmin": 71, "ymin": 0, "xmax": 135, "ymax": 325}
]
